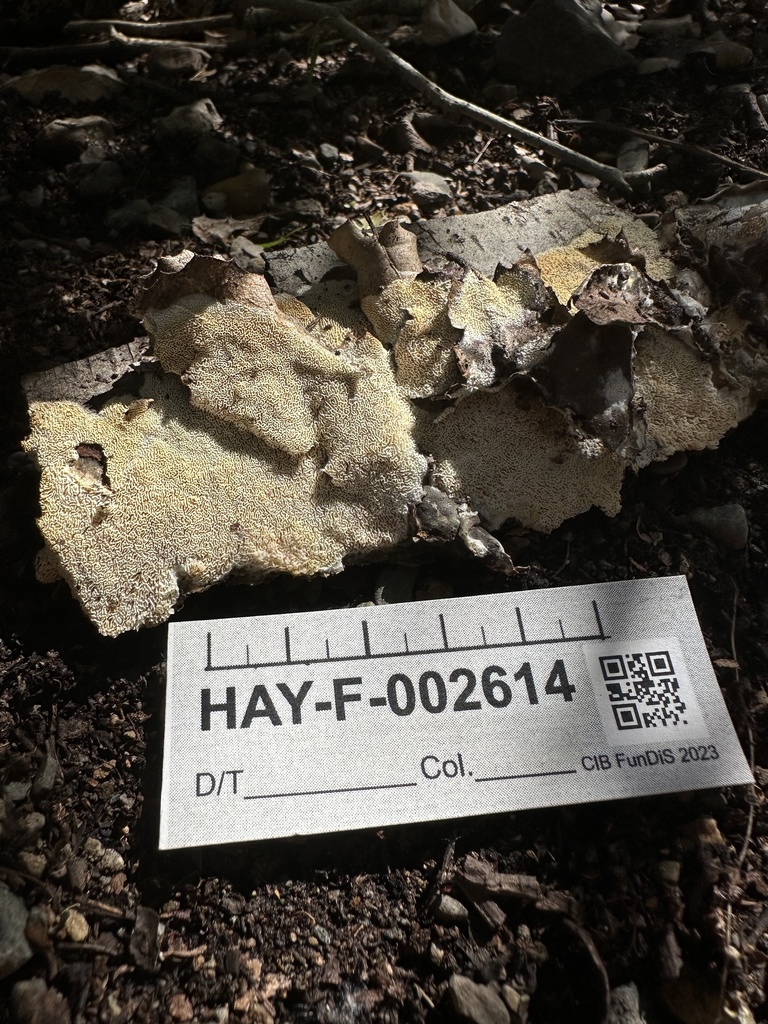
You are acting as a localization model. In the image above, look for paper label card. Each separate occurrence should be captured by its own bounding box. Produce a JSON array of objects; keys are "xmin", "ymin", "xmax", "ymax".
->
[{"xmin": 160, "ymin": 576, "xmax": 752, "ymax": 849}]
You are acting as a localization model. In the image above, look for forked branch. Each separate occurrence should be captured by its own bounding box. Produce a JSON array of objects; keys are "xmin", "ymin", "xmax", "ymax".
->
[{"xmin": 253, "ymin": 0, "xmax": 639, "ymax": 197}]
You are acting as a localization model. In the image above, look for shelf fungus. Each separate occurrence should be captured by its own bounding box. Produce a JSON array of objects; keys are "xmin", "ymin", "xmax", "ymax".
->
[{"xmin": 23, "ymin": 191, "xmax": 768, "ymax": 635}]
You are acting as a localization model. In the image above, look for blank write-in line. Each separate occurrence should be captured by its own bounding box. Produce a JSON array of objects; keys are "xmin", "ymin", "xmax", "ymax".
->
[
  {"xmin": 475, "ymin": 769, "xmax": 578, "ymax": 783},
  {"xmin": 243, "ymin": 781, "xmax": 418, "ymax": 800}
]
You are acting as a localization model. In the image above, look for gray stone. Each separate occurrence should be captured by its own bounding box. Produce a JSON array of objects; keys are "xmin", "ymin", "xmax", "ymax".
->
[
  {"xmin": 4, "ymin": 781, "xmax": 31, "ymax": 802},
  {"xmin": 656, "ymin": 860, "xmax": 681, "ymax": 885},
  {"xmin": 146, "ymin": 46, "xmax": 207, "ymax": 79},
  {"xmin": 17, "ymin": 852, "xmax": 46, "ymax": 879},
  {"xmin": 403, "ymin": 170, "xmax": 453, "ymax": 208},
  {"xmin": 429, "ymin": 942, "xmax": 445, "ymax": 965},
  {"xmin": 35, "ymin": 115, "xmax": 114, "ymax": 165},
  {"xmin": 155, "ymin": 99, "xmax": 223, "ymax": 147},
  {"xmin": 11, "ymin": 978, "xmax": 72, "ymax": 1024},
  {"xmin": 501, "ymin": 985, "xmax": 528, "ymax": 1020},
  {"xmin": 448, "ymin": 975, "xmax": 510, "ymax": 1024},
  {"xmin": 293, "ymin": 198, "xmax": 325, "ymax": 218},
  {"xmin": 11, "ymin": 64, "xmax": 122, "ymax": 105},
  {"xmin": 686, "ymin": 503, "xmax": 749, "ymax": 551},
  {"xmin": 78, "ymin": 161, "xmax": 125, "ymax": 200},
  {"xmin": 434, "ymin": 894, "xmax": 470, "ymax": 924},
  {"xmin": 83, "ymin": 837, "xmax": 104, "ymax": 858},
  {"xmin": 31, "ymin": 752, "xmax": 59, "ymax": 799},
  {"xmin": 105, "ymin": 199, "xmax": 152, "ymax": 232},
  {"xmin": 0, "ymin": 883, "xmax": 33, "ymax": 980},
  {"xmin": 495, "ymin": 0, "xmax": 636, "ymax": 92},
  {"xmin": 18, "ymin": 812, "xmax": 44, "ymax": 842},
  {"xmin": 159, "ymin": 176, "xmax": 200, "ymax": 219},
  {"xmin": 229, "ymin": 236, "xmax": 265, "ymax": 272},
  {"xmin": 607, "ymin": 982, "xmax": 645, "ymax": 1024},
  {"xmin": 312, "ymin": 925, "xmax": 331, "ymax": 945},
  {"xmin": 101, "ymin": 848, "xmax": 125, "ymax": 873},
  {"xmin": 145, "ymin": 205, "xmax": 188, "ymax": 237},
  {"xmin": 318, "ymin": 143, "xmax": 340, "ymax": 165}
]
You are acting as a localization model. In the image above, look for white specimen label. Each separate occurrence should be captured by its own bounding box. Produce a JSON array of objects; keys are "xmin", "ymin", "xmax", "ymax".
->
[{"xmin": 159, "ymin": 576, "xmax": 752, "ymax": 849}]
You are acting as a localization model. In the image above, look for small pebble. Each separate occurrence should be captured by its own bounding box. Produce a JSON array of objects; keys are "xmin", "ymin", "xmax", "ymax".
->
[
  {"xmin": 312, "ymin": 925, "xmax": 331, "ymax": 946},
  {"xmin": 24, "ymin": 905, "xmax": 52, "ymax": 952},
  {"xmin": 607, "ymin": 982, "xmax": 644, "ymax": 1024},
  {"xmin": 168, "ymin": 992, "xmax": 194, "ymax": 1021},
  {"xmin": 62, "ymin": 909, "xmax": 89, "ymax": 942},
  {"xmin": 17, "ymin": 852, "xmax": 46, "ymax": 879},
  {"xmin": 318, "ymin": 142, "xmax": 340, "ymax": 165},
  {"xmin": 429, "ymin": 942, "xmax": 444, "ymax": 966},
  {"xmin": 101, "ymin": 848, "xmax": 125, "ymax": 873},
  {"xmin": 501, "ymin": 985, "xmax": 523, "ymax": 1016},
  {"xmin": 11, "ymin": 978, "xmax": 70, "ymax": 1024},
  {"xmin": 18, "ymin": 812, "xmax": 45, "ymax": 843},
  {"xmin": 434, "ymin": 894, "xmax": 469, "ymax": 925},
  {"xmin": 0, "ymin": 882, "xmax": 33, "ymax": 979},
  {"xmin": 155, "ymin": 99, "xmax": 222, "ymax": 146},
  {"xmin": 686, "ymin": 503, "xmax": 748, "ymax": 551},
  {"xmin": 3, "ymin": 781, "xmax": 31, "ymax": 802},
  {"xmin": 448, "ymin": 974, "xmax": 510, "ymax": 1024},
  {"xmin": 403, "ymin": 170, "xmax": 453, "ymax": 209},
  {"xmin": 657, "ymin": 859, "xmax": 682, "ymax": 885},
  {"xmin": 83, "ymin": 837, "xmax": 104, "ymax": 858}
]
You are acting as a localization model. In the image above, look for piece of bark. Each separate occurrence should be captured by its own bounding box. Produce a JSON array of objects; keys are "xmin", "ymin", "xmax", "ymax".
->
[
  {"xmin": 455, "ymin": 855, "xmax": 543, "ymax": 903},
  {"xmin": 268, "ymin": 190, "xmax": 661, "ymax": 296},
  {"xmin": 22, "ymin": 339, "xmax": 153, "ymax": 404},
  {"xmin": 65, "ymin": 15, "xmax": 232, "ymax": 38}
]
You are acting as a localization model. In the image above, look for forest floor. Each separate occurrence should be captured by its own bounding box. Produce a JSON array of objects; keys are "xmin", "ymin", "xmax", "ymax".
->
[{"xmin": 1, "ymin": 1, "xmax": 767, "ymax": 1022}]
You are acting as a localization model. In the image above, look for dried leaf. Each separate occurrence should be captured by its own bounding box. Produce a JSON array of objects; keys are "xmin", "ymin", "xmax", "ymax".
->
[{"xmin": 191, "ymin": 214, "xmax": 268, "ymax": 249}]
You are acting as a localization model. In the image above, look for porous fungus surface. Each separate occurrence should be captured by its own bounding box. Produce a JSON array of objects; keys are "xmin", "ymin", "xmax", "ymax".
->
[
  {"xmin": 361, "ymin": 278, "xmax": 462, "ymax": 398},
  {"xmin": 633, "ymin": 328, "xmax": 755, "ymax": 462},
  {"xmin": 414, "ymin": 387, "xmax": 624, "ymax": 533},
  {"xmin": 25, "ymin": 369, "xmax": 425, "ymax": 636},
  {"xmin": 24, "ymin": 195, "xmax": 768, "ymax": 636},
  {"xmin": 146, "ymin": 294, "xmax": 364, "ymax": 458},
  {"xmin": 533, "ymin": 222, "xmax": 674, "ymax": 304}
]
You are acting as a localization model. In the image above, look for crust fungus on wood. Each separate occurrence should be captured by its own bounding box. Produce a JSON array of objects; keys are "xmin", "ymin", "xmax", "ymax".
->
[
  {"xmin": 23, "ymin": 191, "xmax": 768, "ymax": 635},
  {"xmin": 24, "ymin": 255, "xmax": 426, "ymax": 636}
]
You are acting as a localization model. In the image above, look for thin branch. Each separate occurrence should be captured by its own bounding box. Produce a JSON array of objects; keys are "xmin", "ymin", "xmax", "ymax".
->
[
  {"xmin": 558, "ymin": 119, "xmax": 768, "ymax": 182},
  {"xmin": 109, "ymin": 26, "xmax": 224, "ymax": 51},
  {"xmin": 253, "ymin": 0, "xmax": 637, "ymax": 197},
  {"xmin": 0, "ymin": 30, "xmax": 217, "ymax": 71},
  {"xmin": 65, "ymin": 14, "xmax": 232, "ymax": 37}
]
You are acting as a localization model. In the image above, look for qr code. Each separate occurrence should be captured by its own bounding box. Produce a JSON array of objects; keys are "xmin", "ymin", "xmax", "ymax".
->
[{"xmin": 598, "ymin": 650, "xmax": 688, "ymax": 731}]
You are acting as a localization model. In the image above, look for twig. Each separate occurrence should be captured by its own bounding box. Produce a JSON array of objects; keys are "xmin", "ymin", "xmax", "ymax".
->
[
  {"xmin": 253, "ymin": 0, "xmax": 638, "ymax": 197},
  {"xmin": 109, "ymin": 27, "xmax": 225, "ymax": 52},
  {"xmin": 65, "ymin": 15, "xmax": 232, "ymax": 37},
  {"xmin": 557, "ymin": 119, "xmax": 768, "ymax": 182}
]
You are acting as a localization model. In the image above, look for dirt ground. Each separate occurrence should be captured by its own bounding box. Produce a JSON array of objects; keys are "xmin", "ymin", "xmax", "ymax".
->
[{"xmin": 1, "ymin": 1, "xmax": 768, "ymax": 1022}]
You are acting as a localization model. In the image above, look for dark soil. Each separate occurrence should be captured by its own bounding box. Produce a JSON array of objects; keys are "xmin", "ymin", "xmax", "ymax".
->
[{"xmin": 1, "ymin": 2, "xmax": 767, "ymax": 1023}]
